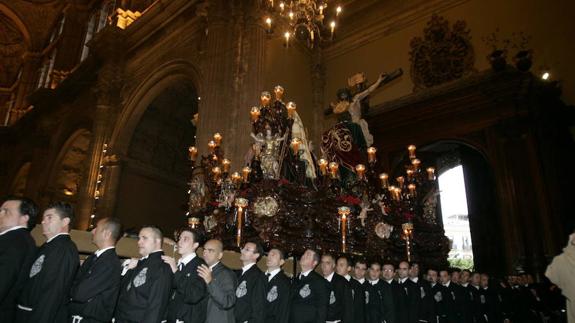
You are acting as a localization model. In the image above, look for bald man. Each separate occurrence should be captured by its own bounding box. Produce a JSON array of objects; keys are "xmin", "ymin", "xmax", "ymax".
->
[
  {"xmin": 198, "ymin": 239, "xmax": 237, "ymax": 323},
  {"xmin": 114, "ymin": 226, "xmax": 173, "ymax": 323}
]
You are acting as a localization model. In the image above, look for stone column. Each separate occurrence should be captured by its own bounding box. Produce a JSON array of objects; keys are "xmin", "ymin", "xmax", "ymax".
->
[
  {"xmin": 197, "ymin": 0, "xmax": 267, "ymax": 170},
  {"xmin": 75, "ymin": 27, "xmax": 126, "ymax": 230},
  {"xmin": 310, "ymin": 48, "xmax": 326, "ymax": 146}
]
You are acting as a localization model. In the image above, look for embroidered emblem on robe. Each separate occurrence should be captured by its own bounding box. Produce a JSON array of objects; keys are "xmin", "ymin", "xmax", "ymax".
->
[
  {"xmin": 236, "ymin": 280, "xmax": 247, "ymax": 298},
  {"xmin": 434, "ymin": 291, "xmax": 442, "ymax": 302},
  {"xmin": 420, "ymin": 287, "xmax": 426, "ymax": 299},
  {"xmin": 30, "ymin": 254, "xmax": 45, "ymax": 278},
  {"xmin": 133, "ymin": 267, "xmax": 148, "ymax": 288},
  {"xmin": 267, "ymin": 285, "xmax": 278, "ymax": 302},
  {"xmin": 299, "ymin": 284, "xmax": 311, "ymax": 298},
  {"xmin": 365, "ymin": 291, "xmax": 369, "ymax": 304},
  {"xmin": 329, "ymin": 291, "xmax": 336, "ymax": 304}
]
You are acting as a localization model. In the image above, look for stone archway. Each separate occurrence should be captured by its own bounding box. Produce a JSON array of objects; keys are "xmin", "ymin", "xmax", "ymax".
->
[
  {"xmin": 412, "ymin": 140, "xmax": 503, "ymax": 274},
  {"xmin": 114, "ymin": 81, "xmax": 198, "ymax": 235},
  {"xmin": 45, "ymin": 129, "xmax": 92, "ymax": 205},
  {"xmin": 9, "ymin": 162, "xmax": 32, "ymax": 197}
]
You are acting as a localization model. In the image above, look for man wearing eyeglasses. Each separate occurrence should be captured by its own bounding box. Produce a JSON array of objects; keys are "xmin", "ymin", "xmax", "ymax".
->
[{"xmin": 234, "ymin": 241, "xmax": 266, "ymax": 323}]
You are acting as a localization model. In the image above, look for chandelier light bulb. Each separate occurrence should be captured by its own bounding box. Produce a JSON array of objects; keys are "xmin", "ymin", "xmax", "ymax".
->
[
  {"xmin": 541, "ymin": 71, "xmax": 550, "ymax": 80},
  {"xmin": 336, "ymin": 6, "xmax": 342, "ymax": 16}
]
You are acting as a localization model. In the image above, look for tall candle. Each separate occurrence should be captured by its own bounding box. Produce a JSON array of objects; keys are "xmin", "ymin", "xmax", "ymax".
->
[
  {"xmin": 426, "ymin": 167, "xmax": 435, "ymax": 180},
  {"xmin": 235, "ymin": 198, "xmax": 248, "ymax": 247},
  {"xmin": 379, "ymin": 173, "xmax": 389, "ymax": 188},
  {"xmin": 188, "ymin": 146, "xmax": 198, "ymax": 162},
  {"xmin": 329, "ymin": 162, "xmax": 339, "ymax": 179},
  {"xmin": 222, "ymin": 159, "xmax": 231, "ymax": 173},
  {"xmin": 407, "ymin": 145, "xmax": 416, "ymax": 159},
  {"xmin": 213, "ymin": 133, "xmax": 222, "ymax": 146},
  {"xmin": 318, "ymin": 159, "xmax": 328, "ymax": 175},
  {"xmin": 241, "ymin": 166, "xmax": 251, "ymax": 183},
  {"xmin": 367, "ymin": 147, "xmax": 377, "ymax": 163}
]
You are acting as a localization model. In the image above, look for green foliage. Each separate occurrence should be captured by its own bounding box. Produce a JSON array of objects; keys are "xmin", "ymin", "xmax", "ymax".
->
[{"xmin": 448, "ymin": 258, "xmax": 474, "ymax": 270}]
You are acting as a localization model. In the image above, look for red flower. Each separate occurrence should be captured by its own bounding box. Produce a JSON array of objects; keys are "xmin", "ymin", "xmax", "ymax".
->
[{"xmin": 338, "ymin": 195, "xmax": 361, "ymax": 205}]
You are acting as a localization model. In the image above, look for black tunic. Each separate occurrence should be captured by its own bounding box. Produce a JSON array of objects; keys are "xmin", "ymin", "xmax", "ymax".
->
[
  {"xmin": 234, "ymin": 264, "xmax": 266, "ymax": 323},
  {"xmin": 349, "ymin": 278, "xmax": 366, "ymax": 323},
  {"xmin": 115, "ymin": 251, "xmax": 173, "ymax": 323},
  {"xmin": 414, "ymin": 279, "xmax": 436, "ymax": 323},
  {"xmin": 325, "ymin": 273, "xmax": 354, "ymax": 322},
  {"xmin": 166, "ymin": 255, "xmax": 208, "ymax": 323},
  {"xmin": 264, "ymin": 270, "xmax": 291, "ymax": 323},
  {"xmin": 367, "ymin": 280, "xmax": 396, "ymax": 323},
  {"xmin": 0, "ymin": 227, "xmax": 37, "ymax": 322},
  {"xmin": 16, "ymin": 234, "xmax": 79, "ymax": 323},
  {"xmin": 69, "ymin": 248, "xmax": 122, "ymax": 323},
  {"xmin": 290, "ymin": 270, "xmax": 329, "ymax": 323}
]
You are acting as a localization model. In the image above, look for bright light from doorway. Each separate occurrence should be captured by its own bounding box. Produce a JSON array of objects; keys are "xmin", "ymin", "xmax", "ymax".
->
[{"xmin": 438, "ymin": 165, "xmax": 474, "ymax": 269}]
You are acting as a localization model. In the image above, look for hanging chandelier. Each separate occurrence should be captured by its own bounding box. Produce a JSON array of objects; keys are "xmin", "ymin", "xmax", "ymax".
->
[{"xmin": 263, "ymin": 0, "xmax": 343, "ymax": 48}]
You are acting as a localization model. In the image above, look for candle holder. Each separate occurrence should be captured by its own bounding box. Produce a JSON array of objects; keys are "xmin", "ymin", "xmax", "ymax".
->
[
  {"xmin": 379, "ymin": 173, "xmax": 389, "ymax": 188},
  {"xmin": 318, "ymin": 158, "xmax": 328, "ymax": 176},
  {"xmin": 213, "ymin": 133, "xmax": 223, "ymax": 146},
  {"xmin": 329, "ymin": 162, "xmax": 339, "ymax": 179},
  {"xmin": 242, "ymin": 166, "xmax": 252, "ymax": 183},
  {"xmin": 188, "ymin": 217, "xmax": 200, "ymax": 229},
  {"xmin": 402, "ymin": 222, "xmax": 414, "ymax": 262},
  {"xmin": 408, "ymin": 145, "xmax": 416, "ymax": 159},
  {"xmin": 355, "ymin": 164, "xmax": 366, "ymax": 180},
  {"xmin": 188, "ymin": 146, "xmax": 198, "ymax": 162},
  {"xmin": 222, "ymin": 159, "xmax": 231, "ymax": 173},
  {"xmin": 338, "ymin": 206, "xmax": 351, "ymax": 253},
  {"xmin": 235, "ymin": 198, "xmax": 249, "ymax": 247},
  {"xmin": 367, "ymin": 147, "xmax": 377, "ymax": 164},
  {"xmin": 287, "ymin": 102, "xmax": 296, "ymax": 118},
  {"xmin": 250, "ymin": 106, "xmax": 260, "ymax": 122}
]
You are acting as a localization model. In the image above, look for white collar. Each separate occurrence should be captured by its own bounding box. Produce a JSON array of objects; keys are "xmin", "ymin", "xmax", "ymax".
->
[
  {"xmin": 0, "ymin": 225, "xmax": 27, "ymax": 236},
  {"xmin": 141, "ymin": 249, "xmax": 163, "ymax": 260},
  {"xmin": 355, "ymin": 277, "xmax": 366, "ymax": 284},
  {"xmin": 473, "ymin": 285, "xmax": 480, "ymax": 290},
  {"xmin": 242, "ymin": 262, "xmax": 256, "ymax": 275},
  {"xmin": 410, "ymin": 277, "xmax": 419, "ymax": 283},
  {"xmin": 344, "ymin": 274, "xmax": 351, "ymax": 281},
  {"xmin": 209, "ymin": 261, "xmax": 220, "ymax": 271},
  {"xmin": 324, "ymin": 272, "xmax": 335, "ymax": 282},
  {"xmin": 370, "ymin": 278, "xmax": 379, "ymax": 285},
  {"xmin": 431, "ymin": 282, "xmax": 437, "ymax": 287},
  {"xmin": 386, "ymin": 279, "xmax": 394, "ymax": 284},
  {"xmin": 483, "ymin": 286, "xmax": 488, "ymax": 290},
  {"xmin": 300, "ymin": 269, "xmax": 312, "ymax": 277},
  {"xmin": 266, "ymin": 268, "xmax": 281, "ymax": 281},
  {"xmin": 443, "ymin": 281, "xmax": 451, "ymax": 287},
  {"xmin": 95, "ymin": 246, "xmax": 115, "ymax": 257},
  {"xmin": 46, "ymin": 232, "xmax": 69, "ymax": 243},
  {"xmin": 399, "ymin": 277, "xmax": 408, "ymax": 284},
  {"xmin": 178, "ymin": 253, "xmax": 197, "ymax": 267},
  {"xmin": 461, "ymin": 282, "xmax": 469, "ymax": 287}
]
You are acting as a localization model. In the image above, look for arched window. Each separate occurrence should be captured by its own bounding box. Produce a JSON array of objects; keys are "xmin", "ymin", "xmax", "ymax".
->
[
  {"xmin": 36, "ymin": 15, "xmax": 65, "ymax": 89},
  {"xmin": 80, "ymin": 1, "xmax": 116, "ymax": 62},
  {"xmin": 438, "ymin": 164, "xmax": 474, "ymax": 269}
]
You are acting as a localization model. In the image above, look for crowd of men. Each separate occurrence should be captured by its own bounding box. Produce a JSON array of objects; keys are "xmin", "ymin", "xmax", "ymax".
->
[{"xmin": 0, "ymin": 196, "xmax": 568, "ymax": 323}]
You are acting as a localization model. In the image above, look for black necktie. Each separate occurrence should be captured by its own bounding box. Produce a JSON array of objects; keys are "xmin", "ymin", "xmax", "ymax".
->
[{"xmin": 266, "ymin": 272, "xmax": 271, "ymax": 281}]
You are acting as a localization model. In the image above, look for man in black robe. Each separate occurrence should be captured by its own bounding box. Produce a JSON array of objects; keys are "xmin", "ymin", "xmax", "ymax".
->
[
  {"xmin": 337, "ymin": 256, "xmax": 364, "ymax": 323},
  {"xmin": 427, "ymin": 269, "xmax": 442, "ymax": 323},
  {"xmin": 115, "ymin": 225, "xmax": 173, "ymax": 323},
  {"xmin": 68, "ymin": 217, "xmax": 122, "ymax": 322},
  {"xmin": 16, "ymin": 201, "xmax": 79, "ymax": 323},
  {"xmin": 163, "ymin": 227, "xmax": 207, "ymax": 323},
  {"xmin": 439, "ymin": 269, "xmax": 463, "ymax": 323},
  {"xmin": 367, "ymin": 262, "xmax": 395, "ymax": 323},
  {"xmin": 264, "ymin": 248, "xmax": 291, "ymax": 323},
  {"xmin": 235, "ymin": 241, "xmax": 266, "ymax": 323},
  {"xmin": 0, "ymin": 196, "xmax": 38, "ymax": 322},
  {"xmin": 409, "ymin": 262, "xmax": 434, "ymax": 323},
  {"xmin": 290, "ymin": 248, "xmax": 329, "ymax": 323},
  {"xmin": 394, "ymin": 261, "xmax": 425, "ymax": 323},
  {"xmin": 321, "ymin": 253, "xmax": 354, "ymax": 323},
  {"xmin": 350, "ymin": 259, "xmax": 369, "ymax": 323}
]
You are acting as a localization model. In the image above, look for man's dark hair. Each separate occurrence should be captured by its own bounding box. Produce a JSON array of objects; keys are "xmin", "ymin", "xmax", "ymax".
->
[
  {"xmin": 179, "ymin": 227, "xmax": 204, "ymax": 245},
  {"xmin": 427, "ymin": 268, "xmax": 438, "ymax": 274},
  {"xmin": 102, "ymin": 217, "xmax": 123, "ymax": 243},
  {"xmin": 2, "ymin": 196, "xmax": 39, "ymax": 230},
  {"xmin": 46, "ymin": 201, "xmax": 74, "ymax": 228},
  {"xmin": 409, "ymin": 261, "xmax": 419, "ymax": 268},
  {"xmin": 337, "ymin": 255, "xmax": 351, "ymax": 267},
  {"xmin": 270, "ymin": 247, "xmax": 285, "ymax": 260},
  {"xmin": 247, "ymin": 241, "xmax": 264, "ymax": 261},
  {"xmin": 462, "ymin": 269, "xmax": 471, "ymax": 275},
  {"xmin": 354, "ymin": 258, "xmax": 368, "ymax": 267},
  {"xmin": 322, "ymin": 253, "xmax": 336, "ymax": 262},
  {"xmin": 369, "ymin": 261, "xmax": 382, "ymax": 269},
  {"xmin": 452, "ymin": 268, "xmax": 461, "ymax": 273},
  {"xmin": 306, "ymin": 249, "xmax": 321, "ymax": 265},
  {"xmin": 142, "ymin": 225, "xmax": 163, "ymax": 243}
]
